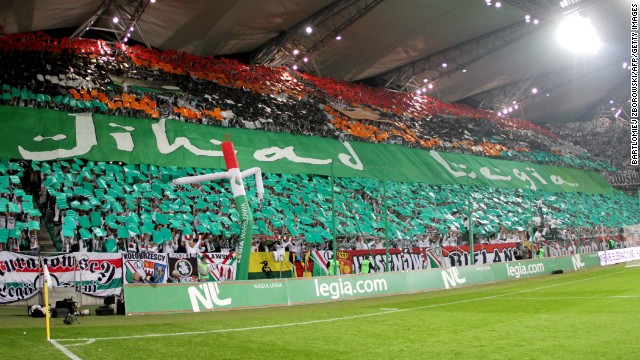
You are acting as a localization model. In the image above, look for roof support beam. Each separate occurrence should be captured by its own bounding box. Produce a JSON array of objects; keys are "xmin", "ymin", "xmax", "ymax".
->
[
  {"xmin": 373, "ymin": 20, "xmax": 541, "ymax": 92},
  {"xmin": 69, "ymin": 0, "xmax": 152, "ymax": 47},
  {"xmin": 250, "ymin": 0, "xmax": 385, "ymax": 73},
  {"xmin": 457, "ymin": 58, "xmax": 626, "ymax": 113}
]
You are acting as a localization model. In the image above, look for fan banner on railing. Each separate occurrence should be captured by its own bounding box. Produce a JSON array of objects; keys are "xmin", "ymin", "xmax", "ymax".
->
[
  {"xmin": 0, "ymin": 251, "xmax": 123, "ymax": 304},
  {"xmin": 123, "ymin": 252, "xmax": 168, "ymax": 284},
  {"xmin": 311, "ymin": 248, "xmax": 428, "ymax": 274},
  {"xmin": 73, "ymin": 252, "xmax": 123, "ymax": 298},
  {"xmin": 167, "ymin": 253, "xmax": 237, "ymax": 283},
  {"xmin": 0, "ymin": 106, "xmax": 613, "ymax": 194}
]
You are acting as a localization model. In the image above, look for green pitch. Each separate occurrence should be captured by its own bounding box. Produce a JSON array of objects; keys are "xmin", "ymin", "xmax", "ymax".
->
[{"xmin": 1, "ymin": 264, "xmax": 638, "ymax": 360}]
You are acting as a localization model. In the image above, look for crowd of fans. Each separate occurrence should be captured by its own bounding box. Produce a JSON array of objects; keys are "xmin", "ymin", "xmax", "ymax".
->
[
  {"xmin": 0, "ymin": 31, "xmax": 614, "ymax": 171},
  {"xmin": 0, "ymin": 32, "xmax": 636, "ymax": 258},
  {"xmin": 0, "ymin": 157, "xmax": 635, "ymax": 256},
  {"xmin": 546, "ymin": 117, "xmax": 631, "ymax": 172}
]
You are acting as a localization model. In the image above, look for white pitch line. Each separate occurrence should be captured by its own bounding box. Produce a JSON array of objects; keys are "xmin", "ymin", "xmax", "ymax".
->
[
  {"xmin": 488, "ymin": 295, "xmax": 640, "ymax": 300},
  {"xmin": 50, "ymin": 340, "xmax": 82, "ymax": 360},
  {"xmin": 51, "ymin": 268, "xmax": 630, "ymax": 359}
]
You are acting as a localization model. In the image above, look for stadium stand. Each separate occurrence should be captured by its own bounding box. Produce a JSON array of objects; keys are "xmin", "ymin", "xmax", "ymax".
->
[{"xmin": 0, "ymin": 32, "xmax": 636, "ymax": 259}]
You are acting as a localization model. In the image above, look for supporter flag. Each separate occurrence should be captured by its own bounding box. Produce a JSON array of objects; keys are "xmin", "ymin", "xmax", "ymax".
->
[
  {"xmin": 248, "ymin": 252, "xmax": 293, "ymax": 279},
  {"xmin": 310, "ymin": 250, "xmax": 328, "ymax": 276}
]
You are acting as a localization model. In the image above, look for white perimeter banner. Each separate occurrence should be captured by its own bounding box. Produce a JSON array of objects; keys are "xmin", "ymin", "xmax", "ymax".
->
[{"xmin": 598, "ymin": 247, "xmax": 640, "ymax": 265}]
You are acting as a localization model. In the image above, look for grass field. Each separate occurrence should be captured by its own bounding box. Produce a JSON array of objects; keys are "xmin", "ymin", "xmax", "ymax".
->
[{"xmin": 1, "ymin": 264, "xmax": 639, "ymax": 360}]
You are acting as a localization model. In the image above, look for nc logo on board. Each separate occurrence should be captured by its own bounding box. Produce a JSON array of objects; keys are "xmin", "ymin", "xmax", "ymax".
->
[
  {"xmin": 441, "ymin": 267, "xmax": 467, "ymax": 289},
  {"xmin": 188, "ymin": 282, "xmax": 232, "ymax": 312},
  {"xmin": 571, "ymin": 254, "xmax": 585, "ymax": 271}
]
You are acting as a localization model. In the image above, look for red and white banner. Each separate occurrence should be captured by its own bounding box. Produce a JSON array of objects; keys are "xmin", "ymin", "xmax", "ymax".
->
[{"xmin": 0, "ymin": 251, "xmax": 123, "ymax": 304}]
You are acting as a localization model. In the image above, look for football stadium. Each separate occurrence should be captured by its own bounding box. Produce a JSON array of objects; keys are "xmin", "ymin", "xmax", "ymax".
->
[{"xmin": 0, "ymin": 1, "xmax": 639, "ymax": 359}]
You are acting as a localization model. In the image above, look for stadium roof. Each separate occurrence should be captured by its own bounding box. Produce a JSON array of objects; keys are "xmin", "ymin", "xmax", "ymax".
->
[{"xmin": 0, "ymin": 0, "xmax": 630, "ymax": 124}]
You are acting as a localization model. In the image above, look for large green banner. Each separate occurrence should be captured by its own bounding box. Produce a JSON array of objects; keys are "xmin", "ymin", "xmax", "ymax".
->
[{"xmin": 0, "ymin": 106, "xmax": 612, "ymax": 194}]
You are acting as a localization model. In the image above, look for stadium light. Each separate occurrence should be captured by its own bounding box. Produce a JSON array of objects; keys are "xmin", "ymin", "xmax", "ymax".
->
[
  {"xmin": 150, "ymin": 0, "xmax": 156, "ymax": 3},
  {"xmin": 336, "ymin": 35, "xmax": 342, "ymax": 41},
  {"xmin": 495, "ymin": 2, "xmax": 502, "ymax": 8},
  {"xmin": 416, "ymin": 89, "xmax": 422, "ymax": 95},
  {"xmin": 525, "ymin": 15, "xmax": 531, "ymax": 22},
  {"xmin": 462, "ymin": 69, "xmax": 467, "ymax": 73},
  {"xmin": 112, "ymin": 17, "xmax": 119, "ymax": 24},
  {"xmin": 305, "ymin": 26, "xmax": 313, "ymax": 34},
  {"xmin": 428, "ymin": 84, "xmax": 434, "ymax": 89},
  {"xmin": 292, "ymin": 65, "xmax": 298, "ymax": 70},
  {"xmin": 303, "ymin": 57, "xmax": 309, "ymax": 63},
  {"xmin": 533, "ymin": 19, "xmax": 539, "ymax": 25},
  {"xmin": 293, "ymin": 49, "xmax": 300, "ymax": 55},
  {"xmin": 442, "ymin": 63, "xmax": 447, "ymax": 68},
  {"xmin": 623, "ymin": 62, "xmax": 628, "ymax": 69},
  {"xmin": 557, "ymin": 14, "xmax": 601, "ymax": 54},
  {"xmin": 531, "ymin": 88, "xmax": 538, "ymax": 94}
]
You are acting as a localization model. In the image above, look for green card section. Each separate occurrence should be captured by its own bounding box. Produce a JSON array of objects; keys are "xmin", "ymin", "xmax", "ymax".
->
[
  {"xmin": 0, "ymin": 106, "xmax": 613, "ymax": 194},
  {"xmin": 124, "ymin": 252, "xmax": 605, "ymax": 314}
]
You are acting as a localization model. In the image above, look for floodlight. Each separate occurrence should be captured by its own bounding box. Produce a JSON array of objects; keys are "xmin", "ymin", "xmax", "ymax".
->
[
  {"xmin": 303, "ymin": 57, "xmax": 308, "ymax": 63},
  {"xmin": 305, "ymin": 26, "xmax": 312, "ymax": 34},
  {"xmin": 495, "ymin": 2, "xmax": 502, "ymax": 8},
  {"xmin": 112, "ymin": 17, "xmax": 119, "ymax": 24},
  {"xmin": 462, "ymin": 69, "xmax": 467, "ymax": 73},
  {"xmin": 292, "ymin": 65, "xmax": 298, "ymax": 70},
  {"xmin": 531, "ymin": 88, "xmax": 538, "ymax": 94},
  {"xmin": 150, "ymin": 0, "xmax": 156, "ymax": 3},
  {"xmin": 557, "ymin": 14, "xmax": 601, "ymax": 54},
  {"xmin": 336, "ymin": 35, "xmax": 342, "ymax": 41},
  {"xmin": 442, "ymin": 63, "xmax": 447, "ymax": 68},
  {"xmin": 428, "ymin": 84, "xmax": 434, "ymax": 89},
  {"xmin": 293, "ymin": 49, "xmax": 300, "ymax": 55}
]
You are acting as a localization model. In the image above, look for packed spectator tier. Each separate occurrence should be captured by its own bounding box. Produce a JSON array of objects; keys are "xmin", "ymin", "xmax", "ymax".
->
[
  {"xmin": 0, "ymin": 32, "xmax": 635, "ymax": 254},
  {"xmin": 0, "ymin": 159, "xmax": 636, "ymax": 254},
  {"xmin": 0, "ymin": 32, "xmax": 614, "ymax": 172}
]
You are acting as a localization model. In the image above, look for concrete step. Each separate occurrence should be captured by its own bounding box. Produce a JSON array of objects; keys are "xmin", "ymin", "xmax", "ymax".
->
[{"xmin": 37, "ymin": 226, "xmax": 58, "ymax": 253}]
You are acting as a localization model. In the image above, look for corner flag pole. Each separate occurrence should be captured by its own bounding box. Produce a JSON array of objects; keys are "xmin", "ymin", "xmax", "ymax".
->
[{"xmin": 43, "ymin": 264, "xmax": 52, "ymax": 341}]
